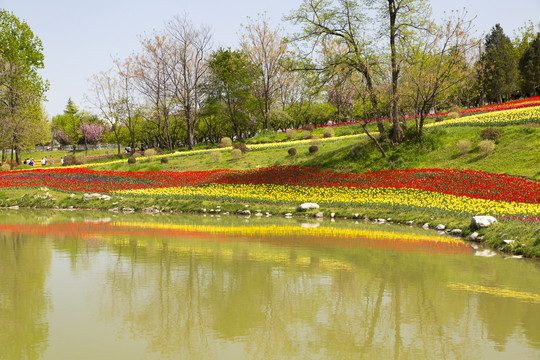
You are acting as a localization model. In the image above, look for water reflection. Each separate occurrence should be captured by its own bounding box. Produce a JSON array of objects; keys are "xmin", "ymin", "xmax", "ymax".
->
[
  {"xmin": 0, "ymin": 231, "xmax": 51, "ymax": 360},
  {"xmin": 0, "ymin": 210, "xmax": 539, "ymax": 359}
]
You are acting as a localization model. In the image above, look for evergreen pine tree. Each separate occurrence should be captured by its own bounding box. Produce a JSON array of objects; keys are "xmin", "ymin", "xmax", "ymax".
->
[
  {"xmin": 519, "ymin": 33, "xmax": 540, "ymax": 96},
  {"xmin": 478, "ymin": 24, "xmax": 518, "ymax": 103}
]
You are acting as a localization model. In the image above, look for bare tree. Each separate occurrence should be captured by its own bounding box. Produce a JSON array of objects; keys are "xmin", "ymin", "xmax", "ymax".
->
[
  {"xmin": 88, "ymin": 69, "xmax": 123, "ymax": 154},
  {"xmin": 166, "ymin": 14, "xmax": 213, "ymax": 149},
  {"xmin": 401, "ymin": 11, "xmax": 480, "ymax": 139},
  {"xmin": 240, "ymin": 14, "xmax": 287, "ymax": 130},
  {"xmin": 132, "ymin": 34, "xmax": 176, "ymax": 150}
]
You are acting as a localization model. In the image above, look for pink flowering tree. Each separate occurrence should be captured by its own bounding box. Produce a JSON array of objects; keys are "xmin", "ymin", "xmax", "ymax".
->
[{"xmin": 80, "ymin": 122, "xmax": 104, "ymax": 155}]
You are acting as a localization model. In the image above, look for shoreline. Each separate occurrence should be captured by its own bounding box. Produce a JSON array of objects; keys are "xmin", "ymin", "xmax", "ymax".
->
[{"xmin": 1, "ymin": 196, "xmax": 536, "ymax": 259}]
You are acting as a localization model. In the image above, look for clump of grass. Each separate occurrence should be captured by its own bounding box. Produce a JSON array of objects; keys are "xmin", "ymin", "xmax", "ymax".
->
[
  {"xmin": 220, "ymin": 137, "xmax": 232, "ymax": 147},
  {"xmin": 144, "ymin": 148, "xmax": 157, "ymax": 157},
  {"xmin": 231, "ymin": 148, "xmax": 243, "ymax": 160},
  {"xmin": 286, "ymin": 129, "xmax": 297, "ymax": 140},
  {"xmin": 160, "ymin": 157, "xmax": 168, "ymax": 164},
  {"xmin": 288, "ymin": 148, "xmax": 297, "ymax": 156},
  {"xmin": 323, "ymin": 128, "xmax": 334, "ymax": 138},
  {"xmin": 456, "ymin": 140, "xmax": 471, "ymax": 155},
  {"xmin": 478, "ymin": 139, "xmax": 495, "ymax": 155},
  {"xmin": 302, "ymin": 130, "xmax": 312, "ymax": 139},
  {"xmin": 210, "ymin": 151, "xmax": 222, "ymax": 163},
  {"xmin": 447, "ymin": 111, "xmax": 460, "ymax": 119},
  {"xmin": 309, "ymin": 145, "xmax": 319, "ymax": 154},
  {"xmin": 128, "ymin": 157, "xmax": 136, "ymax": 164}
]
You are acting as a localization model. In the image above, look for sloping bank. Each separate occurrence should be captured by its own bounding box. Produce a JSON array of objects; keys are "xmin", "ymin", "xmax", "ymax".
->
[{"xmin": 1, "ymin": 166, "xmax": 539, "ymax": 258}]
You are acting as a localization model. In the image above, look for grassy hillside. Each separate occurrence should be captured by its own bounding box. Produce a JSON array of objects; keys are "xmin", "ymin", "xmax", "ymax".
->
[{"xmin": 79, "ymin": 123, "xmax": 540, "ymax": 181}]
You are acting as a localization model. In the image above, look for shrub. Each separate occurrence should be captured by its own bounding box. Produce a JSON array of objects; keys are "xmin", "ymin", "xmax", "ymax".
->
[
  {"xmin": 211, "ymin": 151, "xmax": 222, "ymax": 163},
  {"xmin": 323, "ymin": 128, "xmax": 334, "ymax": 138},
  {"xmin": 220, "ymin": 137, "xmax": 232, "ymax": 147},
  {"xmin": 128, "ymin": 157, "xmax": 136, "ymax": 164},
  {"xmin": 160, "ymin": 157, "xmax": 168, "ymax": 164},
  {"xmin": 4, "ymin": 160, "xmax": 17, "ymax": 169},
  {"xmin": 75, "ymin": 157, "xmax": 87, "ymax": 165},
  {"xmin": 152, "ymin": 147, "xmax": 164, "ymax": 155},
  {"xmin": 302, "ymin": 130, "xmax": 312, "ymax": 139},
  {"xmin": 302, "ymin": 124, "xmax": 314, "ymax": 132},
  {"xmin": 309, "ymin": 145, "xmax": 319, "ymax": 154},
  {"xmin": 288, "ymin": 148, "xmax": 297, "ymax": 156},
  {"xmin": 1, "ymin": 164, "xmax": 10, "ymax": 171},
  {"xmin": 480, "ymin": 127, "xmax": 501, "ymax": 141},
  {"xmin": 233, "ymin": 143, "xmax": 248, "ymax": 154},
  {"xmin": 435, "ymin": 116, "xmax": 445, "ymax": 123},
  {"xmin": 144, "ymin": 148, "xmax": 157, "ymax": 157},
  {"xmin": 456, "ymin": 140, "xmax": 472, "ymax": 155},
  {"xmin": 206, "ymin": 145, "xmax": 214, "ymax": 150},
  {"xmin": 132, "ymin": 152, "xmax": 141, "ymax": 158},
  {"xmin": 63, "ymin": 154, "xmax": 76, "ymax": 166},
  {"xmin": 449, "ymin": 105, "xmax": 461, "ymax": 113},
  {"xmin": 447, "ymin": 111, "xmax": 460, "ymax": 119},
  {"xmin": 286, "ymin": 129, "xmax": 297, "ymax": 140},
  {"xmin": 231, "ymin": 148, "xmax": 243, "ymax": 160},
  {"xmin": 478, "ymin": 140, "xmax": 496, "ymax": 155}
]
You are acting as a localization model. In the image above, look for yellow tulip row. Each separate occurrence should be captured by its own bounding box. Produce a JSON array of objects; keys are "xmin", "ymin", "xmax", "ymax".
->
[
  {"xmin": 110, "ymin": 237, "xmax": 354, "ymax": 271},
  {"xmin": 113, "ymin": 221, "xmax": 462, "ymax": 245},
  {"xmin": 447, "ymin": 283, "xmax": 540, "ymax": 304},
  {"xmin": 427, "ymin": 105, "xmax": 540, "ymax": 128},
  {"xmin": 114, "ymin": 183, "xmax": 540, "ymax": 217}
]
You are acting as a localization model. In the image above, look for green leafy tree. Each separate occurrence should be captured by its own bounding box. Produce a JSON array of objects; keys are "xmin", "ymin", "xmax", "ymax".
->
[
  {"xmin": 52, "ymin": 99, "xmax": 82, "ymax": 152},
  {"xmin": 478, "ymin": 24, "xmax": 518, "ymax": 103},
  {"xmin": 206, "ymin": 48, "xmax": 257, "ymax": 139},
  {"xmin": 0, "ymin": 9, "xmax": 48, "ymax": 164},
  {"xmin": 519, "ymin": 32, "xmax": 540, "ymax": 96}
]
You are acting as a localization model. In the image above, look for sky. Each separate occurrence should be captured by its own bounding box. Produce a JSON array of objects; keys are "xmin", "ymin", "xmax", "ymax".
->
[{"xmin": 3, "ymin": 0, "xmax": 540, "ymax": 117}]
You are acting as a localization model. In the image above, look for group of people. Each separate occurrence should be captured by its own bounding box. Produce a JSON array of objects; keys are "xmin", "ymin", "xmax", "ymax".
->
[{"xmin": 24, "ymin": 156, "xmax": 62, "ymax": 166}]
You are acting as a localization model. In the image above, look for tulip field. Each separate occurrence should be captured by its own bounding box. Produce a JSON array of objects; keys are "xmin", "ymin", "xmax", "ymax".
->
[{"xmin": 1, "ymin": 166, "xmax": 538, "ymax": 219}]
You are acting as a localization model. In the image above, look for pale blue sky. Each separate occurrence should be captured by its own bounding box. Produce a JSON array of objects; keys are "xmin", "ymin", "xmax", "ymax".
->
[{"xmin": 3, "ymin": 0, "xmax": 539, "ymax": 117}]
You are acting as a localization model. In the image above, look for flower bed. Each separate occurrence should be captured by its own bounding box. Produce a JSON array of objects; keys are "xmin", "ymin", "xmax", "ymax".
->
[{"xmin": 2, "ymin": 166, "xmax": 538, "ymax": 219}]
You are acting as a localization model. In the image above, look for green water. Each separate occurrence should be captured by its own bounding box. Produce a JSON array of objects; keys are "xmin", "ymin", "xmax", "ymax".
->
[{"xmin": 1, "ymin": 210, "xmax": 539, "ymax": 359}]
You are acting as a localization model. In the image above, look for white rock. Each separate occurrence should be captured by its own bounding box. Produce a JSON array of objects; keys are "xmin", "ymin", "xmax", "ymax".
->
[
  {"xmin": 284, "ymin": 213, "xmax": 293, "ymax": 217},
  {"xmin": 471, "ymin": 216, "xmax": 497, "ymax": 228},
  {"xmin": 331, "ymin": 213, "xmax": 335, "ymax": 218},
  {"xmin": 100, "ymin": 195, "xmax": 112, "ymax": 201},
  {"xmin": 449, "ymin": 229, "xmax": 462, "ymax": 236},
  {"xmin": 83, "ymin": 193, "xmax": 102, "ymax": 201},
  {"xmin": 353, "ymin": 213, "xmax": 360, "ymax": 219},
  {"xmin": 301, "ymin": 223, "xmax": 320, "ymax": 228},
  {"xmin": 474, "ymin": 249, "xmax": 497, "ymax": 257},
  {"xmin": 377, "ymin": 218, "xmax": 386, "ymax": 223},
  {"xmin": 315, "ymin": 212, "xmax": 324, "ymax": 218},
  {"xmin": 255, "ymin": 212, "xmax": 263, "ymax": 217},
  {"xmin": 422, "ymin": 223, "xmax": 430, "ymax": 230},
  {"xmin": 406, "ymin": 221, "xmax": 414, "ymax": 225},
  {"xmin": 299, "ymin": 203, "xmax": 320, "ymax": 210},
  {"xmin": 469, "ymin": 232, "xmax": 479, "ymax": 241},
  {"xmin": 503, "ymin": 239, "xmax": 515, "ymax": 245},
  {"xmin": 435, "ymin": 224, "xmax": 446, "ymax": 230}
]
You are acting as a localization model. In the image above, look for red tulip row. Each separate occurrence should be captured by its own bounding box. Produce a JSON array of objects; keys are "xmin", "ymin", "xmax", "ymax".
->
[{"xmin": 1, "ymin": 166, "xmax": 538, "ymax": 205}]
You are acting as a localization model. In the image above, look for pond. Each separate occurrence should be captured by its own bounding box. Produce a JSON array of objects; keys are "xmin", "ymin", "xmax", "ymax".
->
[{"xmin": 1, "ymin": 210, "xmax": 539, "ymax": 359}]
